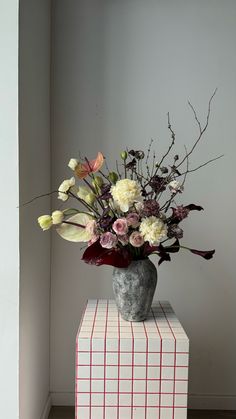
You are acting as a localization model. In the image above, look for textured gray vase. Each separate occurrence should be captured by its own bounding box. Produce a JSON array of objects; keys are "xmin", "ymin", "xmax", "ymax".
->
[{"xmin": 112, "ymin": 258, "xmax": 157, "ymax": 322}]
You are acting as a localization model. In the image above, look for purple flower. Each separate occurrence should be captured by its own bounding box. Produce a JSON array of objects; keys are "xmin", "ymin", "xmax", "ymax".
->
[
  {"xmin": 126, "ymin": 212, "xmax": 140, "ymax": 228},
  {"xmin": 100, "ymin": 232, "xmax": 118, "ymax": 249}
]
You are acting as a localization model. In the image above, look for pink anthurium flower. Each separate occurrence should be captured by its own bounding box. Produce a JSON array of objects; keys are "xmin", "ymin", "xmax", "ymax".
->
[{"xmin": 76, "ymin": 152, "xmax": 104, "ymax": 179}]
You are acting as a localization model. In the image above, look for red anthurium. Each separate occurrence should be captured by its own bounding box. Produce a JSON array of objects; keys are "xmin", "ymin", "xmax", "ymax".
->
[
  {"xmin": 76, "ymin": 152, "xmax": 104, "ymax": 179},
  {"xmin": 82, "ymin": 240, "xmax": 133, "ymax": 268}
]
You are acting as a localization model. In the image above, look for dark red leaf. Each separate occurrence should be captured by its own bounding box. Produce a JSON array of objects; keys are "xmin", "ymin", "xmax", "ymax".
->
[
  {"xmin": 82, "ymin": 240, "xmax": 132, "ymax": 268},
  {"xmin": 185, "ymin": 204, "xmax": 204, "ymax": 212},
  {"xmin": 158, "ymin": 252, "xmax": 171, "ymax": 265},
  {"xmin": 189, "ymin": 248, "xmax": 215, "ymax": 260},
  {"xmin": 160, "ymin": 239, "xmax": 180, "ymax": 253}
]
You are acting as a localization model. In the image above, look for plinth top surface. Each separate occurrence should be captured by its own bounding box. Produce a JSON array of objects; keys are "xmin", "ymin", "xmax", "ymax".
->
[{"xmin": 78, "ymin": 299, "xmax": 188, "ymax": 342}]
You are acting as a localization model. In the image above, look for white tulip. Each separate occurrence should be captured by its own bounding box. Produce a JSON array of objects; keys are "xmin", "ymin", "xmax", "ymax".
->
[
  {"xmin": 68, "ymin": 158, "xmax": 78, "ymax": 171},
  {"xmin": 52, "ymin": 210, "xmax": 64, "ymax": 225}
]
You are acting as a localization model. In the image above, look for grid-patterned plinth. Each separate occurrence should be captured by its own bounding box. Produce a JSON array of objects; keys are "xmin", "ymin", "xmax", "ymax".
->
[{"xmin": 76, "ymin": 299, "xmax": 189, "ymax": 419}]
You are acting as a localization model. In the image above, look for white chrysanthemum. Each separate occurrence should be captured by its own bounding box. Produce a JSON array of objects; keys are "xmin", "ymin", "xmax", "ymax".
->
[
  {"xmin": 139, "ymin": 216, "xmax": 167, "ymax": 245},
  {"xmin": 58, "ymin": 177, "xmax": 75, "ymax": 201},
  {"xmin": 111, "ymin": 179, "xmax": 142, "ymax": 212},
  {"xmin": 168, "ymin": 180, "xmax": 183, "ymax": 193}
]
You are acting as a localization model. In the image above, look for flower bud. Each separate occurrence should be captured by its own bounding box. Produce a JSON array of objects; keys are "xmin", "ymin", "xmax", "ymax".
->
[
  {"xmin": 52, "ymin": 210, "xmax": 64, "ymax": 225},
  {"xmin": 68, "ymin": 158, "xmax": 78, "ymax": 171},
  {"xmin": 120, "ymin": 151, "xmax": 128, "ymax": 160},
  {"xmin": 38, "ymin": 215, "xmax": 52, "ymax": 231},
  {"xmin": 92, "ymin": 176, "xmax": 103, "ymax": 188},
  {"xmin": 108, "ymin": 171, "xmax": 118, "ymax": 184},
  {"xmin": 85, "ymin": 193, "xmax": 96, "ymax": 205}
]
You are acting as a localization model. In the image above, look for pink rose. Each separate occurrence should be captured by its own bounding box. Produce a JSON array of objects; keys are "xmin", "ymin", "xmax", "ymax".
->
[
  {"xmin": 86, "ymin": 220, "xmax": 98, "ymax": 236},
  {"xmin": 100, "ymin": 232, "xmax": 118, "ymax": 249},
  {"xmin": 112, "ymin": 218, "xmax": 128, "ymax": 236},
  {"xmin": 118, "ymin": 234, "xmax": 129, "ymax": 246},
  {"xmin": 126, "ymin": 212, "xmax": 140, "ymax": 228},
  {"xmin": 129, "ymin": 231, "xmax": 144, "ymax": 248}
]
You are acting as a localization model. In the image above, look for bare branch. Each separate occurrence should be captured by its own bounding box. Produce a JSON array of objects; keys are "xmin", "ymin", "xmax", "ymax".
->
[
  {"xmin": 178, "ymin": 154, "xmax": 223, "ymax": 177},
  {"xmin": 188, "ymin": 101, "xmax": 202, "ymax": 132},
  {"xmin": 181, "ymin": 145, "xmax": 189, "ymax": 187},
  {"xmin": 156, "ymin": 112, "xmax": 176, "ymax": 172},
  {"xmin": 177, "ymin": 88, "xmax": 218, "ymax": 169},
  {"xmin": 20, "ymin": 190, "xmax": 58, "ymax": 207}
]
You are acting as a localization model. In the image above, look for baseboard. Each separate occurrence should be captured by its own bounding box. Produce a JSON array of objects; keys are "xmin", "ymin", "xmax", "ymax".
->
[
  {"xmin": 40, "ymin": 393, "xmax": 52, "ymax": 419},
  {"xmin": 188, "ymin": 394, "xmax": 236, "ymax": 410},
  {"xmin": 51, "ymin": 392, "xmax": 74, "ymax": 406},
  {"xmin": 51, "ymin": 391, "xmax": 236, "ymax": 410}
]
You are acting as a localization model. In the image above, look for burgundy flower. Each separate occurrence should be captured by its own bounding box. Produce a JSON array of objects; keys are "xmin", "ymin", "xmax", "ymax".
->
[
  {"xmin": 149, "ymin": 175, "xmax": 167, "ymax": 193},
  {"xmin": 141, "ymin": 199, "xmax": 160, "ymax": 217},
  {"xmin": 171, "ymin": 205, "xmax": 190, "ymax": 221}
]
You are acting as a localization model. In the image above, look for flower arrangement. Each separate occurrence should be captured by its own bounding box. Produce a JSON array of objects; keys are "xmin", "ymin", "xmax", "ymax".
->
[{"xmin": 38, "ymin": 92, "xmax": 222, "ymax": 268}]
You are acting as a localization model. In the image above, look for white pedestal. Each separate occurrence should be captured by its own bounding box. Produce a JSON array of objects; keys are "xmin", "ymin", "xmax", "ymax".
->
[{"xmin": 75, "ymin": 299, "xmax": 189, "ymax": 419}]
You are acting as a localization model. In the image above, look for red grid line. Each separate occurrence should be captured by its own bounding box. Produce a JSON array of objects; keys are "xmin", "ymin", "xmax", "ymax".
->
[
  {"xmin": 159, "ymin": 302, "xmax": 177, "ymax": 419},
  {"xmin": 76, "ymin": 405, "xmax": 188, "ymax": 409},
  {"xmin": 77, "ymin": 350, "xmax": 188, "ymax": 354},
  {"xmin": 75, "ymin": 300, "xmax": 88, "ymax": 419},
  {"xmin": 103, "ymin": 300, "xmax": 108, "ymax": 419},
  {"xmin": 76, "ymin": 364, "xmax": 188, "ymax": 368},
  {"xmin": 76, "ymin": 391, "xmax": 188, "ymax": 395},
  {"xmin": 143, "ymin": 320, "xmax": 148, "ymax": 419},
  {"xmin": 130, "ymin": 321, "xmax": 134, "ymax": 419},
  {"xmin": 76, "ymin": 377, "xmax": 188, "ymax": 382},
  {"xmin": 117, "ymin": 310, "xmax": 120, "ymax": 419},
  {"xmin": 89, "ymin": 299, "xmax": 98, "ymax": 419},
  {"xmin": 151, "ymin": 307, "xmax": 162, "ymax": 419}
]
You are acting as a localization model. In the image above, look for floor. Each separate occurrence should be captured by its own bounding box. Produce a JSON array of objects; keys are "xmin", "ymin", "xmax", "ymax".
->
[{"xmin": 49, "ymin": 407, "xmax": 236, "ymax": 419}]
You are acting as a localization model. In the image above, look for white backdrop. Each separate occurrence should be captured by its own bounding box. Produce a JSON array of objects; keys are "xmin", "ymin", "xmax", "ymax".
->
[
  {"xmin": 51, "ymin": 0, "xmax": 236, "ymax": 408},
  {"xmin": 19, "ymin": 1, "xmax": 51, "ymax": 419},
  {"xmin": 0, "ymin": 1, "xmax": 19, "ymax": 418}
]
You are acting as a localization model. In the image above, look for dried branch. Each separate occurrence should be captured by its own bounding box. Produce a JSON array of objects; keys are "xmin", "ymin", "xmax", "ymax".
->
[
  {"xmin": 177, "ymin": 88, "xmax": 218, "ymax": 169},
  {"xmin": 145, "ymin": 139, "xmax": 154, "ymax": 178},
  {"xmin": 188, "ymin": 101, "xmax": 202, "ymax": 132},
  {"xmin": 178, "ymin": 154, "xmax": 223, "ymax": 177},
  {"xmin": 154, "ymin": 112, "xmax": 176, "ymax": 177},
  {"xmin": 20, "ymin": 190, "xmax": 58, "ymax": 206},
  {"xmin": 181, "ymin": 145, "xmax": 189, "ymax": 187}
]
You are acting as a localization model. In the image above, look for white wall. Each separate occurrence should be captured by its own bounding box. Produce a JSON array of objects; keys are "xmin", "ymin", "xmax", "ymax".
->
[
  {"xmin": 19, "ymin": 1, "xmax": 51, "ymax": 418},
  {"xmin": 51, "ymin": 0, "xmax": 236, "ymax": 408},
  {"xmin": 0, "ymin": 1, "xmax": 19, "ymax": 418}
]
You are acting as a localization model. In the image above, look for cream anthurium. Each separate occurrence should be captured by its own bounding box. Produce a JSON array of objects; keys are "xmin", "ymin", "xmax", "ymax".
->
[{"xmin": 56, "ymin": 212, "xmax": 95, "ymax": 242}]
